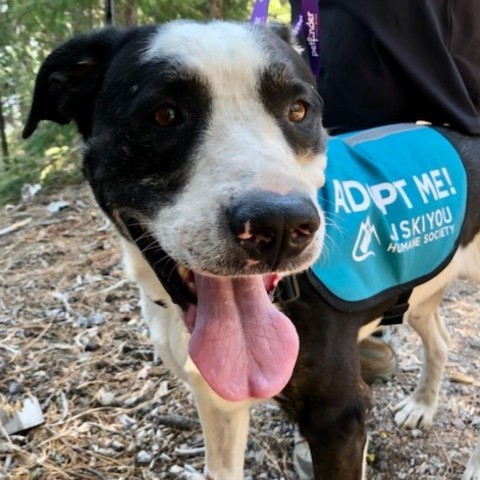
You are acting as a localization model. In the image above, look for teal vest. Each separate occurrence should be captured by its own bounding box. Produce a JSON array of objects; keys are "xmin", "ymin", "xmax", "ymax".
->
[{"xmin": 309, "ymin": 124, "xmax": 467, "ymax": 309}]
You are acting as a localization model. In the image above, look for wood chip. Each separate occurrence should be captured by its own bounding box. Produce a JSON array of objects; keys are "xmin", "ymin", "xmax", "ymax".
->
[
  {"xmin": 449, "ymin": 371, "xmax": 475, "ymax": 384},
  {"xmin": 0, "ymin": 217, "xmax": 32, "ymax": 237}
]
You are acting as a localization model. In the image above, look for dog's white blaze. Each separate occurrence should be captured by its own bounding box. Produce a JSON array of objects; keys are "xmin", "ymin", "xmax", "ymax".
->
[{"xmin": 144, "ymin": 21, "xmax": 265, "ymax": 99}]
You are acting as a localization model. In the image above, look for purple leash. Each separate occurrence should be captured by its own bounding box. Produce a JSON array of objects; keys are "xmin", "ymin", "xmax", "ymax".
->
[
  {"xmin": 299, "ymin": 0, "xmax": 320, "ymax": 77},
  {"xmin": 249, "ymin": 0, "xmax": 270, "ymax": 24},
  {"xmin": 249, "ymin": 0, "xmax": 320, "ymax": 77}
]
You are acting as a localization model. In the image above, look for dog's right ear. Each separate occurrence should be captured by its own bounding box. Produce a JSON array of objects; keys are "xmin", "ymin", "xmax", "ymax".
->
[
  {"xmin": 267, "ymin": 22, "xmax": 304, "ymax": 57},
  {"xmin": 22, "ymin": 28, "xmax": 124, "ymax": 139}
]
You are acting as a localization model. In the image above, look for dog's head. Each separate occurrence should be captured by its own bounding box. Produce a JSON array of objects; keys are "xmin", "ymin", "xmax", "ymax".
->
[{"xmin": 24, "ymin": 21, "xmax": 327, "ymax": 401}]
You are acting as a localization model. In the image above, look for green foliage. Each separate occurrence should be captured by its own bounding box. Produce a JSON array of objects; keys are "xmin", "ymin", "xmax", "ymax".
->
[
  {"xmin": 0, "ymin": 0, "xmax": 291, "ymax": 205},
  {"xmin": 0, "ymin": 0, "xmax": 104, "ymax": 203},
  {"xmin": 0, "ymin": 123, "xmax": 83, "ymax": 204}
]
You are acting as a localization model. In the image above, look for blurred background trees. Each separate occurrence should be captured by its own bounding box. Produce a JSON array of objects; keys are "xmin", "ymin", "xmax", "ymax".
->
[{"xmin": 0, "ymin": 0, "xmax": 289, "ymax": 204}]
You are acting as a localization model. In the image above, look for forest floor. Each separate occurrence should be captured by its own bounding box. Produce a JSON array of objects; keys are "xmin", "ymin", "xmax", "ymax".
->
[{"xmin": 0, "ymin": 183, "xmax": 479, "ymax": 480}]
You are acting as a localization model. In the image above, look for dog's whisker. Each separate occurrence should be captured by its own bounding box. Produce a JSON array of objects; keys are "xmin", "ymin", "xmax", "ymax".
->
[
  {"xmin": 151, "ymin": 251, "xmax": 175, "ymax": 270},
  {"xmin": 139, "ymin": 240, "xmax": 162, "ymax": 256}
]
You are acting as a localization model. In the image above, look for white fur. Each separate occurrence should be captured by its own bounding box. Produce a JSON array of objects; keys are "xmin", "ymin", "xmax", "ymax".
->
[
  {"xmin": 393, "ymin": 296, "xmax": 448, "ymax": 428},
  {"xmin": 144, "ymin": 21, "xmax": 266, "ymax": 83},
  {"xmin": 361, "ymin": 436, "xmax": 369, "ymax": 480}
]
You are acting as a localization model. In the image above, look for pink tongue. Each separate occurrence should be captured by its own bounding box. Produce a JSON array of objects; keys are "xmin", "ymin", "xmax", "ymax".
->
[{"xmin": 188, "ymin": 274, "xmax": 299, "ymax": 402}]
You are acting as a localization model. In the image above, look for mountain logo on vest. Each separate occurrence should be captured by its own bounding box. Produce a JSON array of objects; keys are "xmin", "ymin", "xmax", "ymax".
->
[{"xmin": 352, "ymin": 216, "xmax": 381, "ymax": 262}]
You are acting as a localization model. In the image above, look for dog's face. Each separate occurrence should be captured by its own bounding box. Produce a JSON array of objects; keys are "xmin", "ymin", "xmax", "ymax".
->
[{"xmin": 24, "ymin": 21, "xmax": 327, "ymax": 401}]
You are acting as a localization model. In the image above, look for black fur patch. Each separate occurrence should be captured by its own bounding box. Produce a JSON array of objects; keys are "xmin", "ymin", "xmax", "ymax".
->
[
  {"xmin": 82, "ymin": 31, "xmax": 214, "ymax": 219},
  {"xmin": 24, "ymin": 25, "xmax": 214, "ymax": 221},
  {"xmin": 255, "ymin": 25, "xmax": 325, "ymax": 157},
  {"xmin": 259, "ymin": 66, "xmax": 325, "ymax": 157}
]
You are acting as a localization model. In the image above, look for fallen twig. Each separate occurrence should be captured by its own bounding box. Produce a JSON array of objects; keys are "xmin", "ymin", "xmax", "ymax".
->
[{"xmin": 0, "ymin": 218, "xmax": 32, "ymax": 237}]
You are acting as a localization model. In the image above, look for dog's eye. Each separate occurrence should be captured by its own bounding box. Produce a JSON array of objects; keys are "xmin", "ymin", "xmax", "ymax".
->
[
  {"xmin": 154, "ymin": 104, "xmax": 181, "ymax": 127},
  {"xmin": 287, "ymin": 100, "xmax": 308, "ymax": 123}
]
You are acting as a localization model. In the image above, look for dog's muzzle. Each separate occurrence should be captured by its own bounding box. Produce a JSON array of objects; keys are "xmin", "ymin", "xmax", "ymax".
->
[{"xmin": 227, "ymin": 191, "xmax": 320, "ymax": 269}]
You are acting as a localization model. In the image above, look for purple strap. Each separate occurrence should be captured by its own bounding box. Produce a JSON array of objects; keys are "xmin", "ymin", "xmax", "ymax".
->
[
  {"xmin": 249, "ymin": 0, "xmax": 270, "ymax": 24},
  {"xmin": 299, "ymin": 0, "xmax": 320, "ymax": 76},
  {"xmin": 249, "ymin": 0, "xmax": 320, "ymax": 76}
]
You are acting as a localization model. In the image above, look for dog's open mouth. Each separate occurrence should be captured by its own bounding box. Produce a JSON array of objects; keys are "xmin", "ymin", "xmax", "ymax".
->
[{"xmin": 124, "ymin": 217, "xmax": 299, "ymax": 402}]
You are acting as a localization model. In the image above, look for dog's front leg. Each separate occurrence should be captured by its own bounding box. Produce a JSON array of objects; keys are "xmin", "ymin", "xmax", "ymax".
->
[
  {"xmin": 299, "ymin": 380, "xmax": 371, "ymax": 480},
  {"xmin": 282, "ymin": 288, "xmax": 371, "ymax": 480},
  {"xmin": 138, "ymin": 287, "xmax": 251, "ymax": 479},
  {"xmin": 394, "ymin": 289, "xmax": 449, "ymax": 428},
  {"xmin": 193, "ymin": 390, "xmax": 251, "ymax": 480}
]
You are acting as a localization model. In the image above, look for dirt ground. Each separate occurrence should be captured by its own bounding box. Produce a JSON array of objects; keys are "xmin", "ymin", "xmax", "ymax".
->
[{"xmin": 0, "ymin": 183, "xmax": 479, "ymax": 480}]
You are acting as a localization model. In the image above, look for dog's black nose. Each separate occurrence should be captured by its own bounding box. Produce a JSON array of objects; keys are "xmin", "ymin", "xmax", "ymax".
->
[{"xmin": 228, "ymin": 191, "xmax": 320, "ymax": 268}]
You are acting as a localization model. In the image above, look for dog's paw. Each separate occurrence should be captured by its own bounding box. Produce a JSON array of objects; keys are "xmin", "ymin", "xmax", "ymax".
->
[{"xmin": 393, "ymin": 393, "xmax": 437, "ymax": 428}]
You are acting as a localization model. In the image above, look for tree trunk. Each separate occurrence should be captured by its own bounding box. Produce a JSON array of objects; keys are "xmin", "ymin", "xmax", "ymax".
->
[
  {"xmin": 121, "ymin": 0, "xmax": 138, "ymax": 26},
  {"xmin": 209, "ymin": 0, "xmax": 224, "ymax": 19},
  {"xmin": 105, "ymin": 0, "xmax": 115, "ymax": 26},
  {"xmin": 0, "ymin": 97, "xmax": 9, "ymax": 164}
]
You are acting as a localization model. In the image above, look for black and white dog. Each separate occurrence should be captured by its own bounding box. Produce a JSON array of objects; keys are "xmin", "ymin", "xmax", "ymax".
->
[{"xmin": 23, "ymin": 21, "xmax": 480, "ymax": 480}]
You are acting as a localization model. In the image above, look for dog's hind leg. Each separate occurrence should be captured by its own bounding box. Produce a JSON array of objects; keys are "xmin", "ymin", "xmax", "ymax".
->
[
  {"xmin": 463, "ymin": 437, "xmax": 480, "ymax": 480},
  {"xmin": 393, "ymin": 288, "xmax": 449, "ymax": 428},
  {"xmin": 193, "ymin": 392, "xmax": 251, "ymax": 480}
]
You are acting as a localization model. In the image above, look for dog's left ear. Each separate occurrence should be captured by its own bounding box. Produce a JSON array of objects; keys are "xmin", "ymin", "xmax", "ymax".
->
[{"xmin": 23, "ymin": 28, "xmax": 124, "ymax": 139}]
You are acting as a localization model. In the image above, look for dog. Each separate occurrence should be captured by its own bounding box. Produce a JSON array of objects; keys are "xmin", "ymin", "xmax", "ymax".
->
[{"xmin": 23, "ymin": 20, "xmax": 480, "ymax": 480}]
